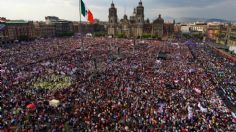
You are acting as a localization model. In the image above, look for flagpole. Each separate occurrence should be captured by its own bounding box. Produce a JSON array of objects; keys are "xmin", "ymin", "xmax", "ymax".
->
[
  {"xmin": 79, "ymin": 0, "xmax": 84, "ymax": 52},
  {"xmin": 79, "ymin": 0, "xmax": 81, "ymax": 23}
]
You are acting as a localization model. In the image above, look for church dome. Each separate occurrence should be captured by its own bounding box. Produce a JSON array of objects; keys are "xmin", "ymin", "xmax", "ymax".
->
[{"xmin": 153, "ymin": 14, "xmax": 164, "ymax": 24}]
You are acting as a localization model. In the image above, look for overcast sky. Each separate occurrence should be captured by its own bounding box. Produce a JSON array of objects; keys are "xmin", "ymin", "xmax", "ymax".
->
[{"xmin": 0, "ymin": 0, "xmax": 235, "ymax": 21}]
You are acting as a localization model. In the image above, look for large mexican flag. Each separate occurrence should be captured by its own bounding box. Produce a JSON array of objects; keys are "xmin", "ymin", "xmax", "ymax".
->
[{"xmin": 80, "ymin": 0, "xmax": 94, "ymax": 23}]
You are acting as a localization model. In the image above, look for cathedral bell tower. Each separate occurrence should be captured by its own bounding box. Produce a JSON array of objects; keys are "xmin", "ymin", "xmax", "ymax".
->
[
  {"xmin": 108, "ymin": 1, "xmax": 118, "ymax": 36},
  {"xmin": 135, "ymin": 0, "xmax": 144, "ymax": 38}
]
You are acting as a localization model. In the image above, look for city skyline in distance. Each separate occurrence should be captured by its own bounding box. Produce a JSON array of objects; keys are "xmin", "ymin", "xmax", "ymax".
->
[{"xmin": 0, "ymin": 0, "xmax": 236, "ymax": 22}]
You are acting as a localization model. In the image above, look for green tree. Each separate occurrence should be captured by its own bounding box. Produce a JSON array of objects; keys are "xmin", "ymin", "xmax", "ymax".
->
[
  {"xmin": 56, "ymin": 32, "xmax": 75, "ymax": 37},
  {"xmin": 94, "ymin": 32, "xmax": 106, "ymax": 37},
  {"xmin": 117, "ymin": 33, "xmax": 126, "ymax": 38},
  {"xmin": 18, "ymin": 35, "xmax": 29, "ymax": 41},
  {"xmin": 142, "ymin": 34, "xmax": 152, "ymax": 39}
]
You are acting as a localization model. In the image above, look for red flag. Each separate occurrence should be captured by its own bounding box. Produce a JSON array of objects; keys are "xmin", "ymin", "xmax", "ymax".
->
[{"xmin": 87, "ymin": 9, "xmax": 94, "ymax": 24}]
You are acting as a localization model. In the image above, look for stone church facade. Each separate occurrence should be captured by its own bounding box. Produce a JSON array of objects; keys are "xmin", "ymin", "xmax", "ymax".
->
[{"xmin": 108, "ymin": 1, "xmax": 170, "ymax": 38}]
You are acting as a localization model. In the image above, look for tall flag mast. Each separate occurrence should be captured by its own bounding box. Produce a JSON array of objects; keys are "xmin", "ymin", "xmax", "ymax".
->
[
  {"xmin": 79, "ymin": 0, "xmax": 81, "ymax": 23},
  {"xmin": 79, "ymin": 0, "xmax": 94, "ymax": 51},
  {"xmin": 79, "ymin": 0, "xmax": 94, "ymax": 24}
]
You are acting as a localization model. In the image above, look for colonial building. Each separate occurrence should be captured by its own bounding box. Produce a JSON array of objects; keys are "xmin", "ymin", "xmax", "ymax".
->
[
  {"xmin": 108, "ymin": 2, "xmax": 118, "ymax": 36},
  {"xmin": 179, "ymin": 22, "xmax": 207, "ymax": 34},
  {"xmin": 107, "ymin": 1, "xmax": 169, "ymax": 39},
  {"xmin": 143, "ymin": 19, "xmax": 152, "ymax": 34},
  {"xmin": 33, "ymin": 22, "xmax": 56, "ymax": 38},
  {"xmin": 45, "ymin": 16, "xmax": 73, "ymax": 37},
  {"xmin": 227, "ymin": 24, "xmax": 236, "ymax": 45},
  {"xmin": 206, "ymin": 23, "xmax": 236, "ymax": 45},
  {"xmin": 54, "ymin": 20, "xmax": 73, "ymax": 36},
  {"xmin": 207, "ymin": 22, "xmax": 223, "ymax": 41},
  {"xmin": 189, "ymin": 22, "xmax": 207, "ymax": 34},
  {"xmin": 0, "ymin": 16, "xmax": 85, "ymax": 44},
  {"xmin": 5, "ymin": 20, "xmax": 35, "ymax": 42},
  {"xmin": 164, "ymin": 22, "xmax": 175, "ymax": 37},
  {"xmin": 0, "ymin": 24, "xmax": 6, "ymax": 44},
  {"xmin": 79, "ymin": 22, "xmax": 106, "ymax": 35},
  {"xmin": 152, "ymin": 14, "xmax": 164, "ymax": 37},
  {"xmin": 72, "ymin": 22, "xmax": 80, "ymax": 33}
]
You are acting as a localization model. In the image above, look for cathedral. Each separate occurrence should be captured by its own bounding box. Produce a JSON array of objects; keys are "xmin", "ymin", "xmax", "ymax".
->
[{"xmin": 108, "ymin": 1, "xmax": 173, "ymax": 38}]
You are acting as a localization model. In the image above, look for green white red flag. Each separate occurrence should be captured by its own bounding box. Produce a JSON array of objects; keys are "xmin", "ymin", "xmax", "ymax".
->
[{"xmin": 80, "ymin": 0, "xmax": 94, "ymax": 24}]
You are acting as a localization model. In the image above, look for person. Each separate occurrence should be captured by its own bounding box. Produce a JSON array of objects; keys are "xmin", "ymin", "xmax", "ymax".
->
[{"xmin": 0, "ymin": 37, "xmax": 235, "ymax": 131}]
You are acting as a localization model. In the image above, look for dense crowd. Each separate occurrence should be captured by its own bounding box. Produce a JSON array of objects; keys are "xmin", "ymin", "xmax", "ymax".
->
[{"xmin": 0, "ymin": 37, "xmax": 235, "ymax": 131}]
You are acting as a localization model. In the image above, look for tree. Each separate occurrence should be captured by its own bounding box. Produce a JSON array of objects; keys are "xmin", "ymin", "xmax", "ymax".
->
[
  {"xmin": 56, "ymin": 32, "xmax": 75, "ymax": 37},
  {"xmin": 117, "ymin": 33, "xmax": 126, "ymax": 38},
  {"xmin": 18, "ymin": 35, "xmax": 29, "ymax": 41},
  {"xmin": 142, "ymin": 34, "xmax": 152, "ymax": 39},
  {"xmin": 192, "ymin": 33, "xmax": 203, "ymax": 40},
  {"xmin": 182, "ymin": 33, "xmax": 191, "ymax": 39},
  {"xmin": 94, "ymin": 32, "xmax": 106, "ymax": 37}
]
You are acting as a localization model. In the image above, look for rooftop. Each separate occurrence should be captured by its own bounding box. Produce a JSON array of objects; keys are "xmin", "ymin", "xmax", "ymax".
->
[{"xmin": 6, "ymin": 20, "xmax": 29, "ymax": 24}]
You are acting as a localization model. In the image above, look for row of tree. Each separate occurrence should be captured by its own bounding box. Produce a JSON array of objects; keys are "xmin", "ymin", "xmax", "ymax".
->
[{"xmin": 116, "ymin": 33, "xmax": 162, "ymax": 39}]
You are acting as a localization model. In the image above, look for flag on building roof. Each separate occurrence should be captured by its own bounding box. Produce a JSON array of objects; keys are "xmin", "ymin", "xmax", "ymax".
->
[{"xmin": 80, "ymin": 0, "xmax": 94, "ymax": 24}]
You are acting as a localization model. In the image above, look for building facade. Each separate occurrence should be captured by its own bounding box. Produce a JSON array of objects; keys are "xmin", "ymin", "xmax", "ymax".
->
[
  {"xmin": 226, "ymin": 24, "xmax": 236, "ymax": 45},
  {"xmin": 54, "ymin": 20, "xmax": 73, "ymax": 36},
  {"xmin": 107, "ymin": 1, "xmax": 169, "ymax": 38},
  {"xmin": 34, "ymin": 22, "xmax": 56, "ymax": 38},
  {"xmin": 0, "ymin": 16, "xmax": 82, "ymax": 44},
  {"xmin": 163, "ymin": 22, "xmax": 175, "ymax": 37},
  {"xmin": 5, "ymin": 20, "xmax": 35, "ymax": 42},
  {"xmin": 189, "ymin": 22, "xmax": 207, "ymax": 34},
  {"xmin": 152, "ymin": 14, "xmax": 164, "ymax": 37},
  {"xmin": 207, "ymin": 23, "xmax": 223, "ymax": 41},
  {"xmin": 45, "ymin": 16, "xmax": 74, "ymax": 36},
  {"xmin": 108, "ymin": 2, "xmax": 118, "ymax": 37},
  {"xmin": 0, "ymin": 24, "xmax": 6, "ymax": 44},
  {"xmin": 205, "ymin": 23, "xmax": 236, "ymax": 46}
]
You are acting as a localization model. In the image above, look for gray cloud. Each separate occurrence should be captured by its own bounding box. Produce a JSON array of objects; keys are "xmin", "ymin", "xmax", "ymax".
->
[{"xmin": 0, "ymin": 0, "xmax": 235, "ymax": 21}]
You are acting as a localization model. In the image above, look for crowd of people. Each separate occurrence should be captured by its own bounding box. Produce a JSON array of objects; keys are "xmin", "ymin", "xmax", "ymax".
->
[
  {"xmin": 0, "ymin": 37, "xmax": 235, "ymax": 131},
  {"xmin": 187, "ymin": 41, "xmax": 236, "ymax": 112}
]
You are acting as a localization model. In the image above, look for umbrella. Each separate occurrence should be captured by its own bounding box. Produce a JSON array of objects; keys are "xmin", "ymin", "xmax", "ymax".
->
[
  {"xmin": 26, "ymin": 103, "xmax": 36, "ymax": 110},
  {"xmin": 49, "ymin": 99, "xmax": 60, "ymax": 107}
]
